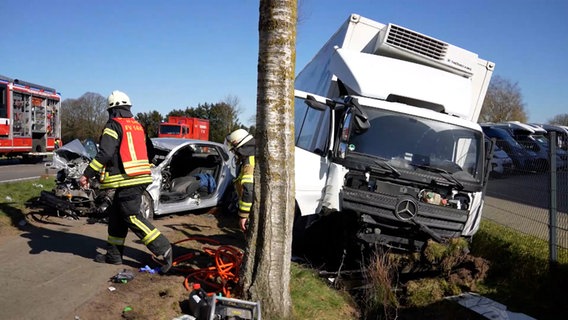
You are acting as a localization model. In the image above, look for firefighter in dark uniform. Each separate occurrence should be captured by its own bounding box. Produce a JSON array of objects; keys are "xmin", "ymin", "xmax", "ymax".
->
[
  {"xmin": 79, "ymin": 90, "xmax": 173, "ymax": 273},
  {"xmin": 225, "ymin": 129, "xmax": 255, "ymax": 232}
]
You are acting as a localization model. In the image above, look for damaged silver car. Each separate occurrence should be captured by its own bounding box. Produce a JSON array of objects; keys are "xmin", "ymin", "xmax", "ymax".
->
[
  {"xmin": 39, "ymin": 138, "xmax": 114, "ymax": 219},
  {"xmin": 40, "ymin": 137, "xmax": 236, "ymax": 220},
  {"xmin": 142, "ymin": 138, "xmax": 236, "ymax": 220}
]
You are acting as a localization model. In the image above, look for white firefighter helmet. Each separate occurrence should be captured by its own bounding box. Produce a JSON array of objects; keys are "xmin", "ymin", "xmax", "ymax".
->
[
  {"xmin": 107, "ymin": 90, "xmax": 131, "ymax": 109},
  {"xmin": 226, "ymin": 128, "xmax": 252, "ymax": 151}
]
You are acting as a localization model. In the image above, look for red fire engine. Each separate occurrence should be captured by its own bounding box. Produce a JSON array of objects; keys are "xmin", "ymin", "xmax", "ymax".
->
[
  {"xmin": 0, "ymin": 74, "xmax": 61, "ymax": 159},
  {"xmin": 158, "ymin": 116, "xmax": 209, "ymax": 140}
]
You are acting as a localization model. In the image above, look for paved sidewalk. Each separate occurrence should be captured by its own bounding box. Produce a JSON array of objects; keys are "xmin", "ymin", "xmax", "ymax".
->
[{"xmin": 0, "ymin": 215, "xmax": 154, "ymax": 320}]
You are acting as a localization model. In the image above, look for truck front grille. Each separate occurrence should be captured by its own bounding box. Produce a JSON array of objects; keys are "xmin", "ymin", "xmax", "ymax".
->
[{"xmin": 341, "ymin": 187, "xmax": 468, "ymax": 239}]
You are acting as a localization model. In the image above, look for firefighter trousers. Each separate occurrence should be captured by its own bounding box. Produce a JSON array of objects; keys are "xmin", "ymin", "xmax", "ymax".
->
[{"xmin": 105, "ymin": 184, "xmax": 170, "ymax": 258}]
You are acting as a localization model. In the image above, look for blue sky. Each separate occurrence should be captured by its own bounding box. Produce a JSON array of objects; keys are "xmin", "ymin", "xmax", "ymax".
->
[{"xmin": 1, "ymin": 0, "xmax": 566, "ymax": 125}]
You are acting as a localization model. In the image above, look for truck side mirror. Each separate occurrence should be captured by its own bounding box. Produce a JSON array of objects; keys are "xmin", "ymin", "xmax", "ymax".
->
[
  {"xmin": 305, "ymin": 95, "xmax": 328, "ymax": 111},
  {"xmin": 345, "ymin": 97, "xmax": 370, "ymax": 134},
  {"xmin": 353, "ymin": 113, "xmax": 370, "ymax": 134}
]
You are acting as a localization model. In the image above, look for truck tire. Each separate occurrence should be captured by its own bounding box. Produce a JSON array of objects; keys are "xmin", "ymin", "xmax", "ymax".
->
[{"xmin": 292, "ymin": 205, "xmax": 306, "ymax": 256}]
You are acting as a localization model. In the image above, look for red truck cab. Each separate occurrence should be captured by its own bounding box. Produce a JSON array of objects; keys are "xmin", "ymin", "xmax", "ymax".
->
[{"xmin": 158, "ymin": 116, "xmax": 209, "ymax": 140}]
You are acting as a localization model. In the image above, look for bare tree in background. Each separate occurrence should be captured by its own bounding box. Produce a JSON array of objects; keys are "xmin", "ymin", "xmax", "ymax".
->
[
  {"xmin": 479, "ymin": 75, "xmax": 528, "ymax": 123},
  {"xmin": 223, "ymin": 94, "xmax": 243, "ymax": 122},
  {"xmin": 61, "ymin": 92, "xmax": 247, "ymax": 142},
  {"xmin": 239, "ymin": 0, "xmax": 297, "ymax": 317},
  {"xmin": 226, "ymin": 93, "xmax": 258, "ymax": 130},
  {"xmin": 209, "ymin": 102, "xmax": 241, "ymax": 142},
  {"xmin": 219, "ymin": 95, "xmax": 242, "ymax": 136},
  {"xmin": 548, "ymin": 114, "xmax": 568, "ymax": 126},
  {"xmin": 61, "ymin": 92, "xmax": 107, "ymax": 143}
]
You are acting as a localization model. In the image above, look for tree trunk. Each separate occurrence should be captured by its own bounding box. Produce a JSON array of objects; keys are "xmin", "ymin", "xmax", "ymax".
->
[{"xmin": 240, "ymin": 0, "xmax": 297, "ymax": 318}]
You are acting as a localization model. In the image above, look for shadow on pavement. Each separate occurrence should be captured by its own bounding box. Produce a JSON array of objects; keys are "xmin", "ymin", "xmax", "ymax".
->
[{"xmin": 19, "ymin": 215, "xmax": 151, "ymax": 269}]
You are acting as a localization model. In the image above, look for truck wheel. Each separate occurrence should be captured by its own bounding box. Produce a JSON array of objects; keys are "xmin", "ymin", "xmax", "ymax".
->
[
  {"xmin": 292, "ymin": 206, "xmax": 304, "ymax": 255},
  {"xmin": 140, "ymin": 191, "xmax": 154, "ymax": 220},
  {"xmin": 292, "ymin": 205, "xmax": 320, "ymax": 258}
]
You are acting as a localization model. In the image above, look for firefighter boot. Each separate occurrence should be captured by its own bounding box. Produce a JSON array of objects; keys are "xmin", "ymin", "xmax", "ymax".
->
[
  {"xmin": 95, "ymin": 245, "xmax": 124, "ymax": 265},
  {"xmin": 148, "ymin": 235, "xmax": 173, "ymax": 273},
  {"xmin": 158, "ymin": 246, "xmax": 173, "ymax": 274}
]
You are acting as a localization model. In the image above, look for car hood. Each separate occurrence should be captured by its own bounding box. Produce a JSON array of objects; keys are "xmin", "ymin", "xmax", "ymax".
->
[{"xmin": 51, "ymin": 139, "xmax": 97, "ymax": 170}]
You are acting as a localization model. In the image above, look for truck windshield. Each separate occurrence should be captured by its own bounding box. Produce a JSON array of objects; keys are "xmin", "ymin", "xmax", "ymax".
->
[
  {"xmin": 159, "ymin": 124, "xmax": 181, "ymax": 135},
  {"xmin": 348, "ymin": 107, "xmax": 484, "ymax": 181}
]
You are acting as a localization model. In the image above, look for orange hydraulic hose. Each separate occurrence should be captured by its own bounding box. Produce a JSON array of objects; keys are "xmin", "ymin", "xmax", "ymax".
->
[{"xmin": 159, "ymin": 236, "xmax": 243, "ymax": 298}]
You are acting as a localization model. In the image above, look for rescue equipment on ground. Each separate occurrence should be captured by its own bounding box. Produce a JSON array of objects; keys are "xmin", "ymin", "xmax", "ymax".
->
[
  {"xmin": 189, "ymin": 283, "xmax": 209, "ymax": 320},
  {"xmin": 154, "ymin": 236, "xmax": 243, "ymax": 298},
  {"xmin": 201, "ymin": 295, "xmax": 261, "ymax": 320}
]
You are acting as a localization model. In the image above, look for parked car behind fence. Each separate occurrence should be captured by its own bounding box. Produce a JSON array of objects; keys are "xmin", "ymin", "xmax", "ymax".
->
[
  {"xmin": 482, "ymin": 125, "xmax": 538, "ymax": 173},
  {"xmin": 487, "ymin": 137, "xmax": 513, "ymax": 177}
]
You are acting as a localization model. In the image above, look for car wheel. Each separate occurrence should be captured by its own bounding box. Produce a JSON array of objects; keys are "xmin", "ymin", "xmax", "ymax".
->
[{"xmin": 140, "ymin": 191, "xmax": 154, "ymax": 220}]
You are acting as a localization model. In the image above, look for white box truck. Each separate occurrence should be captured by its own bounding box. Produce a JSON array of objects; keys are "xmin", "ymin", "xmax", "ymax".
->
[{"xmin": 292, "ymin": 14, "xmax": 495, "ymax": 252}]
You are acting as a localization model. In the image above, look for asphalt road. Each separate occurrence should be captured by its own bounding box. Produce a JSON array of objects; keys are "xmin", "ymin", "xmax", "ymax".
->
[
  {"xmin": 0, "ymin": 214, "xmax": 180, "ymax": 320},
  {"xmin": 0, "ymin": 218, "xmax": 119, "ymax": 319},
  {"xmin": 0, "ymin": 158, "xmax": 58, "ymax": 183}
]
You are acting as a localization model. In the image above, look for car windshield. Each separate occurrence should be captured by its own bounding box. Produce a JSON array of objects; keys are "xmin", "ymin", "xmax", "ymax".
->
[
  {"xmin": 159, "ymin": 124, "xmax": 181, "ymax": 135},
  {"xmin": 484, "ymin": 127, "xmax": 528, "ymax": 154},
  {"xmin": 83, "ymin": 139, "xmax": 98, "ymax": 159},
  {"xmin": 532, "ymin": 134, "xmax": 549, "ymax": 147},
  {"xmin": 347, "ymin": 107, "xmax": 484, "ymax": 181}
]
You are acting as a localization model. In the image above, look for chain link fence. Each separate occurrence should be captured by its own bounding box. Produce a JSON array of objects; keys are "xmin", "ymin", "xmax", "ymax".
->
[{"xmin": 483, "ymin": 132, "xmax": 568, "ymax": 264}]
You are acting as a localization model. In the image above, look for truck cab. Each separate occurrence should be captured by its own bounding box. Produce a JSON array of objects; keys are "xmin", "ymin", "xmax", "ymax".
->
[
  {"xmin": 158, "ymin": 116, "xmax": 210, "ymax": 141},
  {"xmin": 293, "ymin": 14, "xmax": 495, "ymax": 252}
]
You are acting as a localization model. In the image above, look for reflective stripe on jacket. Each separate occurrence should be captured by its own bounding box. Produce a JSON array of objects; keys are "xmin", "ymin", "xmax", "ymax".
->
[
  {"xmin": 100, "ymin": 172, "xmax": 153, "ymax": 189},
  {"xmin": 84, "ymin": 112, "xmax": 153, "ymax": 190},
  {"xmin": 234, "ymin": 155, "xmax": 254, "ymax": 215},
  {"xmin": 114, "ymin": 117, "xmax": 151, "ymax": 177}
]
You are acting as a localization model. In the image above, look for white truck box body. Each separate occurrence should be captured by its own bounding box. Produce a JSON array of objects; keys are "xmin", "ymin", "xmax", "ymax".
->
[
  {"xmin": 329, "ymin": 48, "xmax": 472, "ymax": 119},
  {"xmin": 296, "ymin": 14, "xmax": 494, "ymax": 122}
]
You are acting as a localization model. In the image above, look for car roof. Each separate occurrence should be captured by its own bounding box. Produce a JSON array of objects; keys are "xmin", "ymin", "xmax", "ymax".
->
[
  {"xmin": 495, "ymin": 121, "xmax": 546, "ymax": 134},
  {"xmin": 151, "ymin": 137, "xmax": 226, "ymax": 151},
  {"xmin": 482, "ymin": 126, "xmax": 510, "ymax": 137},
  {"xmin": 532, "ymin": 123, "xmax": 568, "ymax": 134}
]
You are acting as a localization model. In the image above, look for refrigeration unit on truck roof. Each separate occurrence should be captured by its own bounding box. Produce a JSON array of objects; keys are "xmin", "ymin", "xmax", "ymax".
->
[{"xmin": 296, "ymin": 14, "xmax": 494, "ymax": 122}]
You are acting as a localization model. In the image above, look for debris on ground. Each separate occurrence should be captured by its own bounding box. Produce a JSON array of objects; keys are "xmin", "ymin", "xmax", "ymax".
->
[{"xmin": 111, "ymin": 269, "xmax": 135, "ymax": 283}]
